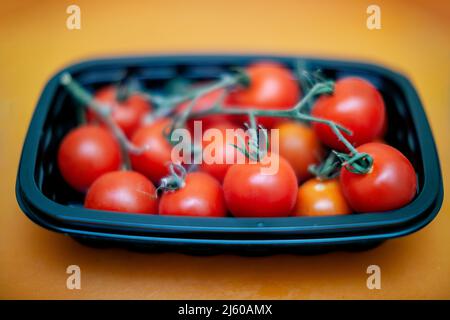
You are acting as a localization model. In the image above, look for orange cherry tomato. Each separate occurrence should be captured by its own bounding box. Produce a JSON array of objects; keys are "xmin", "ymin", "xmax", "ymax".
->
[
  {"xmin": 275, "ymin": 121, "xmax": 323, "ymax": 183},
  {"xmin": 292, "ymin": 178, "xmax": 352, "ymax": 217}
]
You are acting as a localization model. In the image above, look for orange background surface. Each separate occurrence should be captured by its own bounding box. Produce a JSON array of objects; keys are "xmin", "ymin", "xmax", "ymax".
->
[{"xmin": 0, "ymin": 0, "xmax": 449, "ymax": 299}]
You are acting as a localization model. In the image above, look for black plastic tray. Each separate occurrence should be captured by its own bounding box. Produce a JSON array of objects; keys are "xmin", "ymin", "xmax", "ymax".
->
[{"xmin": 15, "ymin": 54, "xmax": 443, "ymax": 254}]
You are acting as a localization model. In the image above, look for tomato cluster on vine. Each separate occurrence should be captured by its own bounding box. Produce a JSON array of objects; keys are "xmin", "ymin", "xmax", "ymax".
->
[{"xmin": 57, "ymin": 61, "xmax": 417, "ymax": 218}]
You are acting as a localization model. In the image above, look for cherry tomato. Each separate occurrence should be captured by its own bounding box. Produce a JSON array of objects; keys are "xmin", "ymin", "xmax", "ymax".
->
[
  {"xmin": 159, "ymin": 172, "xmax": 227, "ymax": 217},
  {"xmin": 340, "ymin": 142, "xmax": 417, "ymax": 212},
  {"xmin": 85, "ymin": 171, "xmax": 158, "ymax": 214},
  {"xmin": 311, "ymin": 77, "xmax": 386, "ymax": 151},
  {"xmin": 275, "ymin": 121, "xmax": 323, "ymax": 182},
  {"xmin": 177, "ymin": 87, "xmax": 230, "ymax": 131},
  {"xmin": 88, "ymin": 86, "xmax": 151, "ymax": 138},
  {"xmin": 57, "ymin": 125, "xmax": 121, "ymax": 192},
  {"xmin": 292, "ymin": 178, "xmax": 351, "ymax": 217},
  {"xmin": 199, "ymin": 122, "xmax": 247, "ymax": 183},
  {"xmin": 226, "ymin": 62, "xmax": 301, "ymax": 128},
  {"xmin": 130, "ymin": 118, "xmax": 174, "ymax": 185},
  {"xmin": 223, "ymin": 154, "xmax": 298, "ymax": 217}
]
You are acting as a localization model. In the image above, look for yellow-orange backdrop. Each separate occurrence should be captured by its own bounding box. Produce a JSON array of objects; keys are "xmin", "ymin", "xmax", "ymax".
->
[{"xmin": 0, "ymin": 0, "xmax": 449, "ymax": 299}]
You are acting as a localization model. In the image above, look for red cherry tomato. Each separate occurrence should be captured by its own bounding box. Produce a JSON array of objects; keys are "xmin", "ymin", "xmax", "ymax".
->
[
  {"xmin": 159, "ymin": 172, "xmax": 227, "ymax": 217},
  {"xmin": 88, "ymin": 86, "xmax": 151, "ymax": 138},
  {"xmin": 340, "ymin": 142, "xmax": 417, "ymax": 212},
  {"xmin": 223, "ymin": 154, "xmax": 298, "ymax": 217},
  {"xmin": 292, "ymin": 178, "xmax": 351, "ymax": 217},
  {"xmin": 311, "ymin": 77, "xmax": 386, "ymax": 151},
  {"xmin": 177, "ymin": 87, "xmax": 230, "ymax": 131},
  {"xmin": 130, "ymin": 118, "xmax": 174, "ymax": 185},
  {"xmin": 199, "ymin": 122, "xmax": 247, "ymax": 183},
  {"xmin": 57, "ymin": 125, "xmax": 121, "ymax": 192},
  {"xmin": 226, "ymin": 62, "xmax": 301, "ymax": 128},
  {"xmin": 275, "ymin": 121, "xmax": 323, "ymax": 183},
  {"xmin": 85, "ymin": 171, "xmax": 158, "ymax": 214}
]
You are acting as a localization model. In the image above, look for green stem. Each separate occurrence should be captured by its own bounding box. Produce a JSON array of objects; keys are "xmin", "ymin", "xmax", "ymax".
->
[
  {"xmin": 173, "ymin": 74, "xmax": 239, "ymax": 129},
  {"xmin": 309, "ymin": 152, "xmax": 340, "ymax": 180},
  {"xmin": 333, "ymin": 150, "xmax": 373, "ymax": 174},
  {"xmin": 115, "ymin": 82, "xmax": 131, "ymax": 102},
  {"xmin": 187, "ymin": 80, "xmax": 373, "ymax": 174},
  {"xmin": 248, "ymin": 111, "xmax": 257, "ymax": 131},
  {"xmin": 60, "ymin": 73, "xmax": 149, "ymax": 170},
  {"xmin": 189, "ymin": 81, "xmax": 351, "ymax": 135},
  {"xmin": 296, "ymin": 113, "xmax": 357, "ymax": 154},
  {"xmin": 134, "ymin": 73, "xmax": 243, "ymax": 125}
]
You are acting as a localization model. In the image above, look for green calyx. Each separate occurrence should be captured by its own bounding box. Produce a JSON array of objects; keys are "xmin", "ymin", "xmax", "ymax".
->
[
  {"xmin": 229, "ymin": 67, "xmax": 251, "ymax": 88},
  {"xmin": 231, "ymin": 123, "xmax": 269, "ymax": 162},
  {"xmin": 156, "ymin": 163, "xmax": 187, "ymax": 195},
  {"xmin": 309, "ymin": 152, "xmax": 341, "ymax": 180},
  {"xmin": 333, "ymin": 151, "xmax": 374, "ymax": 174}
]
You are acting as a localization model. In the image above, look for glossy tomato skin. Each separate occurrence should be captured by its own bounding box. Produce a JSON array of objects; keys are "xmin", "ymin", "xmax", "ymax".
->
[
  {"xmin": 85, "ymin": 171, "xmax": 158, "ymax": 214},
  {"xmin": 223, "ymin": 155, "xmax": 298, "ymax": 217},
  {"xmin": 275, "ymin": 121, "xmax": 323, "ymax": 183},
  {"xmin": 226, "ymin": 62, "xmax": 301, "ymax": 128},
  {"xmin": 311, "ymin": 77, "xmax": 386, "ymax": 151},
  {"xmin": 292, "ymin": 178, "xmax": 351, "ymax": 217},
  {"xmin": 199, "ymin": 122, "xmax": 247, "ymax": 183},
  {"xmin": 88, "ymin": 86, "xmax": 151, "ymax": 138},
  {"xmin": 130, "ymin": 118, "xmax": 173, "ymax": 185},
  {"xmin": 159, "ymin": 172, "xmax": 227, "ymax": 217},
  {"xmin": 340, "ymin": 142, "xmax": 417, "ymax": 212},
  {"xmin": 57, "ymin": 125, "xmax": 121, "ymax": 192}
]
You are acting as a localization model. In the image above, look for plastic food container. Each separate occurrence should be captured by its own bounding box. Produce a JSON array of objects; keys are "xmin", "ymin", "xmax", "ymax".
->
[{"xmin": 15, "ymin": 55, "xmax": 443, "ymax": 254}]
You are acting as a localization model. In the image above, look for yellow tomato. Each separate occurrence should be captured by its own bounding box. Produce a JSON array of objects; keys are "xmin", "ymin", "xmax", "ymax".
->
[{"xmin": 293, "ymin": 178, "xmax": 352, "ymax": 216}]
